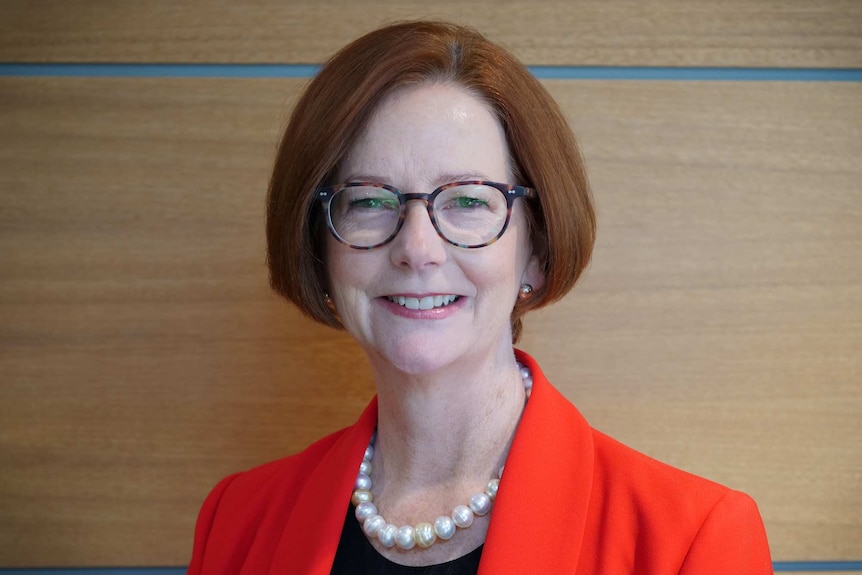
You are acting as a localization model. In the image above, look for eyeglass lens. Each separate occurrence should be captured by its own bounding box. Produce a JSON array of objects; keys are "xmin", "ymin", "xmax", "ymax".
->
[{"xmin": 327, "ymin": 183, "xmax": 509, "ymax": 248}]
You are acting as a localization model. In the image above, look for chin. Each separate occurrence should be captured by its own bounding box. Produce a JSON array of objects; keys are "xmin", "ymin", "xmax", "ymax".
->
[
  {"xmin": 380, "ymin": 351, "xmax": 452, "ymax": 377},
  {"xmin": 369, "ymin": 335, "xmax": 462, "ymax": 377}
]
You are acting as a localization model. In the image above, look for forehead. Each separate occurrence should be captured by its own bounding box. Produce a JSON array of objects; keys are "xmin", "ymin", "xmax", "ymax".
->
[{"xmin": 338, "ymin": 82, "xmax": 512, "ymax": 185}]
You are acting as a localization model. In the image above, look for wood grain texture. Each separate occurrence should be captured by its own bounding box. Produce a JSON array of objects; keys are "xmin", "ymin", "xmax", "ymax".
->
[
  {"xmin": 0, "ymin": 77, "xmax": 354, "ymax": 566},
  {"xmin": 0, "ymin": 77, "xmax": 859, "ymax": 566},
  {"xmin": 0, "ymin": 0, "xmax": 860, "ymax": 67},
  {"xmin": 526, "ymin": 80, "xmax": 862, "ymax": 561}
]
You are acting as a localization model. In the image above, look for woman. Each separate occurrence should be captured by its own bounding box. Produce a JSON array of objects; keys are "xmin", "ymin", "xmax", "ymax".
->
[{"xmin": 189, "ymin": 21, "xmax": 772, "ymax": 574}]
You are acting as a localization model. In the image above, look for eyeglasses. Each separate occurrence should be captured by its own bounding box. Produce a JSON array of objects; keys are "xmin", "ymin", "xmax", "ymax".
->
[{"xmin": 317, "ymin": 180, "xmax": 536, "ymax": 249}]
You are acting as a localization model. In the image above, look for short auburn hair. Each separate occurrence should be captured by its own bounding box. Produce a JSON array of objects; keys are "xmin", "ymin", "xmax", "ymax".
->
[{"xmin": 267, "ymin": 20, "xmax": 595, "ymax": 342}]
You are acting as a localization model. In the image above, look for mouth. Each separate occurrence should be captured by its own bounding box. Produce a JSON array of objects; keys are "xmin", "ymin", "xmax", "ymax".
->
[{"xmin": 385, "ymin": 295, "xmax": 461, "ymax": 310}]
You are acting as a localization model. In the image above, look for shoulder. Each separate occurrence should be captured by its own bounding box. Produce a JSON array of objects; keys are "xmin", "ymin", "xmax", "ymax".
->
[
  {"xmin": 216, "ymin": 428, "xmax": 346, "ymax": 503},
  {"xmin": 518, "ymin": 348, "xmax": 765, "ymax": 543},
  {"xmin": 517, "ymin": 349, "xmax": 771, "ymax": 571},
  {"xmin": 203, "ymin": 425, "xmax": 348, "ymax": 521},
  {"xmin": 585, "ymin": 425, "xmax": 772, "ymax": 572},
  {"xmin": 590, "ymin": 427, "xmax": 729, "ymax": 506},
  {"xmin": 187, "ymin": 398, "xmax": 378, "ymax": 573},
  {"xmin": 187, "ymin": 427, "xmax": 350, "ymax": 573}
]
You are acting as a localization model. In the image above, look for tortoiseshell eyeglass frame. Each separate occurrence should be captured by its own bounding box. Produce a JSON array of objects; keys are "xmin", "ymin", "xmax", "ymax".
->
[{"xmin": 316, "ymin": 180, "xmax": 537, "ymax": 250}]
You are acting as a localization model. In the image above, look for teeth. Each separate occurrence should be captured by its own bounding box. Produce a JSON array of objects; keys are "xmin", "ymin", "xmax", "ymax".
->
[{"xmin": 388, "ymin": 295, "xmax": 459, "ymax": 310}]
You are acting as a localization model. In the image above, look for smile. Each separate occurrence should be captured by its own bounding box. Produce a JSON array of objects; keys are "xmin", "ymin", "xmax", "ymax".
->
[{"xmin": 386, "ymin": 295, "xmax": 461, "ymax": 310}]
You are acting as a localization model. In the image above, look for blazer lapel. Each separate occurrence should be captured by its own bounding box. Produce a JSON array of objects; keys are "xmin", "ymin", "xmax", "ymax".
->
[
  {"xmin": 269, "ymin": 398, "xmax": 378, "ymax": 575},
  {"xmin": 479, "ymin": 351, "xmax": 594, "ymax": 573}
]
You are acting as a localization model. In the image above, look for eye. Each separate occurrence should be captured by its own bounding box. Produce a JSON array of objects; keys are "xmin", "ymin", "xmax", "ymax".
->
[
  {"xmin": 349, "ymin": 197, "xmax": 398, "ymax": 210},
  {"xmin": 341, "ymin": 187, "xmax": 400, "ymax": 211},
  {"xmin": 451, "ymin": 196, "xmax": 490, "ymax": 209},
  {"xmin": 436, "ymin": 184, "xmax": 500, "ymax": 212}
]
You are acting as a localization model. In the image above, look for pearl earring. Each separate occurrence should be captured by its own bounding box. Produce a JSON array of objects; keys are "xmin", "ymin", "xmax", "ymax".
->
[{"xmin": 518, "ymin": 284, "xmax": 533, "ymax": 300}]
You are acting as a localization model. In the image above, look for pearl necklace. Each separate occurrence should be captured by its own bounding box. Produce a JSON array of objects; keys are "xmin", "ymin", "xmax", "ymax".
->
[{"xmin": 351, "ymin": 362, "xmax": 533, "ymax": 550}]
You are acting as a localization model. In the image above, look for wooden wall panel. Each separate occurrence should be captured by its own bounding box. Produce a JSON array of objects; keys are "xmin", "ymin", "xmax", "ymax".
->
[
  {"xmin": 1, "ymin": 0, "xmax": 860, "ymax": 67},
  {"xmin": 1, "ymin": 77, "xmax": 860, "ymax": 566},
  {"xmin": 529, "ymin": 80, "xmax": 862, "ymax": 560},
  {"xmin": 0, "ymin": 77, "xmax": 361, "ymax": 566}
]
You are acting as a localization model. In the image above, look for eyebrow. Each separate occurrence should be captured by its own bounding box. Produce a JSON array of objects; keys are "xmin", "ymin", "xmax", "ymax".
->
[
  {"xmin": 340, "ymin": 174, "xmax": 392, "ymax": 185},
  {"xmin": 340, "ymin": 173, "xmax": 492, "ymax": 187}
]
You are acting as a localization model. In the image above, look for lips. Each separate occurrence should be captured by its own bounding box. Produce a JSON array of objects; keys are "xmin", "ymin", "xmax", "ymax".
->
[{"xmin": 386, "ymin": 295, "xmax": 461, "ymax": 310}]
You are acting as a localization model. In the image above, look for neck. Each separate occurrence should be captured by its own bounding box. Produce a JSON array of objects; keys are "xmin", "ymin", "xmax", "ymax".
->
[{"xmin": 367, "ymin": 348, "xmax": 526, "ymax": 500}]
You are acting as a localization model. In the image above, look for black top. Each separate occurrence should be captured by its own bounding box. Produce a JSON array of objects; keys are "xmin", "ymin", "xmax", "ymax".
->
[{"xmin": 330, "ymin": 504, "xmax": 484, "ymax": 575}]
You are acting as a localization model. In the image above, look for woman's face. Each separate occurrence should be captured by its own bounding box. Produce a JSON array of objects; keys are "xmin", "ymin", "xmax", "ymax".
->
[{"xmin": 326, "ymin": 83, "xmax": 543, "ymax": 375}]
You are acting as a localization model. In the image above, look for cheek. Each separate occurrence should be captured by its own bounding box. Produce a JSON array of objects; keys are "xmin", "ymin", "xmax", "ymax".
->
[
  {"xmin": 326, "ymin": 261, "xmax": 369, "ymax": 337},
  {"xmin": 325, "ymin": 240, "xmax": 381, "ymax": 314},
  {"xmin": 467, "ymin": 245, "xmax": 525, "ymax": 303},
  {"xmin": 325, "ymin": 240, "xmax": 362, "ymax": 302}
]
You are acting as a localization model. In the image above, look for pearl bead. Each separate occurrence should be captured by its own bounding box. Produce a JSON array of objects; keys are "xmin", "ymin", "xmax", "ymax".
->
[
  {"xmin": 363, "ymin": 514, "xmax": 386, "ymax": 537},
  {"xmin": 519, "ymin": 363, "xmax": 534, "ymax": 391},
  {"xmin": 354, "ymin": 501, "xmax": 377, "ymax": 522},
  {"xmin": 452, "ymin": 504, "xmax": 474, "ymax": 528},
  {"xmin": 351, "ymin": 489, "xmax": 373, "ymax": 505},
  {"xmin": 354, "ymin": 473, "xmax": 372, "ymax": 491},
  {"xmin": 414, "ymin": 522, "xmax": 437, "ymax": 548},
  {"xmin": 359, "ymin": 460, "xmax": 372, "ymax": 476},
  {"xmin": 364, "ymin": 445, "xmax": 374, "ymax": 461},
  {"xmin": 377, "ymin": 523, "xmax": 398, "ymax": 548},
  {"xmin": 469, "ymin": 492, "xmax": 492, "ymax": 516},
  {"xmin": 485, "ymin": 478, "xmax": 499, "ymax": 501},
  {"xmin": 395, "ymin": 525, "xmax": 416, "ymax": 550},
  {"xmin": 434, "ymin": 515, "xmax": 456, "ymax": 540}
]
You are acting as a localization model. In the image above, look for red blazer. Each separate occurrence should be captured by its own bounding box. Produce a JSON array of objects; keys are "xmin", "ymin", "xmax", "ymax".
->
[{"xmin": 189, "ymin": 351, "xmax": 772, "ymax": 574}]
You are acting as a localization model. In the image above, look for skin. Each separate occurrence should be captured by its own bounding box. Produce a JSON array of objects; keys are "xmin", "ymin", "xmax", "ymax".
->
[{"xmin": 326, "ymin": 82, "xmax": 544, "ymax": 565}]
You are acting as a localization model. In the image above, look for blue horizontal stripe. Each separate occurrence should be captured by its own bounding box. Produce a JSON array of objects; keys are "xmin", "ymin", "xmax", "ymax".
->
[
  {"xmin": 774, "ymin": 561, "xmax": 862, "ymax": 571},
  {"xmin": 0, "ymin": 63, "xmax": 319, "ymax": 78},
  {"xmin": 529, "ymin": 65, "xmax": 862, "ymax": 82},
  {"xmin": 0, "ymin": 63, "xmax": 860, "ymax": 82},
  {"xmin": 0, "ymin": 570, "xmax": 186, "ymax": 575},
  {"xmin": 2, "ymin": 562, "xmax": 862, "ymax": 573}
]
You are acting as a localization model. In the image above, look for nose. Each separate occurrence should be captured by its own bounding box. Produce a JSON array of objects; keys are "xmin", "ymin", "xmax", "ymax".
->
[{"xmin": 389, "ymin": 200, "xmax": 447, "ymax": 269}]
